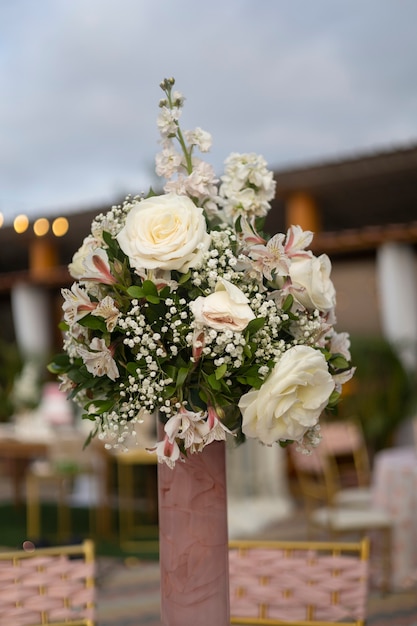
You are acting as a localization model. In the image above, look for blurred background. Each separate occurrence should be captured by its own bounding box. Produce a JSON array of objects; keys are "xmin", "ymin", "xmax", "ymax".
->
[
  {"xmin": 0, "ymin": 0, "xmax": 416, "ymax": 547},
  {"xmin": 1, "ymin": 0, "xmax": 417, "ymax": 448}
]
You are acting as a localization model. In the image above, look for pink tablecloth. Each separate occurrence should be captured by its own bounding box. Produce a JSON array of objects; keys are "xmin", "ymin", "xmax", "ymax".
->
[{"xmin": 372, "ymin": 446, "xmax": 417, "ymax": 589}]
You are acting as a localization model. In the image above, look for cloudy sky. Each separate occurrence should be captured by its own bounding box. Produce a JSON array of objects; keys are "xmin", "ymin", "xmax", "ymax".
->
[{"xmin": 1, "ymin": 0, "xmax": 417, "ymax": 224}]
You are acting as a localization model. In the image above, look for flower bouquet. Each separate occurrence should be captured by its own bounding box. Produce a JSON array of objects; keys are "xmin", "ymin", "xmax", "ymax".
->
[
  {"xmin": 51, "ymin": 77, "xmax": 352, "ymax": 462},
  {"xmin": 49, "ymin": 77, "xmax": 353, "ymax": 625}
]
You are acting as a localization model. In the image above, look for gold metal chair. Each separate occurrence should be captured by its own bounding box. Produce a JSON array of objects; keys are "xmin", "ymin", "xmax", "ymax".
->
[
  {"xmin": 0, "ymin": 539, "xmax": 95, "ymax": 625},
  {"xmin": 229, "ymin": 538, "xmax": 370, "ymax": 625},
  {"xmin": 290, "ymin": 420, "xmax": 372, "ymax": 510},
  {"xmin": 289, "ymin": 428, "xmax": 392, "ymax": 594},
  {"xmin": 26, "ymin": 433, "xmax": 106, "ymax": 542}
]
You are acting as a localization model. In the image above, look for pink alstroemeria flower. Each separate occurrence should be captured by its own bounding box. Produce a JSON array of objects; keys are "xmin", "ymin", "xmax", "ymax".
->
[
  {"xmin": 82, "ymin": 248, "xmax": 117, "ymax": 285},
  {"xmin": 77, "ymin": 337, "xmax": 119, "ymax": 381},
  {"xmin": 192, "ymin": 329, "xmax": 205, "ymax": 362},
  {"xmin": 62, "ymin": 283, "xmax": 97, "ymax": 326},
  {"xmin": 152, "ymin": 435, "xmax": 182, "ymax": 469},
  {"xmin": 204, "ymin": 406, "xmax": 233, "ymax": 445},
  {"xmin": 284, "ymin": 225, "xmax": 314, "ymax": 259},
  {"xmin": 164, "ymin": 407, "xmax": 210, "ymax": 454}
]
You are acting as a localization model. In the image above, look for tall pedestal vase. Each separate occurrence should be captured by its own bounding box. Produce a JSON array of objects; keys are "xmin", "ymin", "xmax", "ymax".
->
[{"xmin": 157, "ymin": 440, "xmax": 230, "ymax": 625}]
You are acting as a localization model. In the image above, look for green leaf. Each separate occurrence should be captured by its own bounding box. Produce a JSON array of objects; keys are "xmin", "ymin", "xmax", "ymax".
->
[
  {"xmin": 142, "ymin": 280, "xmax": 158, "ymax": 296},
  {"xmin": 146, "ymin": 294, "xmax": 160, "ymax": 304},
  {"xmin": 86, "ymin": 399, "xmax": 114, "ymax": 413},
  {"xmin": 126, "ymin": 362, "xmax": 139, "ymax": 375},
  {"xmin": 330, "ymin": 355, "xmax": 350, "ymax": 370},
  {"xmin": 246, "ymin": 317, "xmax": 265, "ymax": 337},
  {"xmin": 127, "ymin": 286, "xmax": 145, "ymax": 299},
  {"xmin": 176, "ymin": 367, "xmax": 189, "ymax": 388},
  {"xmin": 78, "ymin": 315, "xmax": 107, "ymax": 331},
  {"xmin": 207, "ymin": 372, "xmax": 222, "ymax": 391},
  {"xmin": 237, "ymin": 375, "xmax": 262, "ymax": 389},
  {"xmin": 282, "ymin": 294, "xmax": 294, "ymax": 312},
  {"xmin": 47, "ymin": 353, "xmax": 71, "ymax": 373},
  {"xmin": 163, "ymin": 364, "xmax": 178, "ymax": 380},
  {"xmin": 102, "ymin": 230, "xmax": 114, "ymax": 249},
  {"xmin": 243, "ymin": 344, "xmax": 253, "ymax": 358},
  {"xmin": 327, "ymin": 389, "xmax": 341, "ymax": 407},
  {"xmin": 215, "ymin": 363, "xmax": 228, "ymax": 380},
  {"xmin": 178, "ymin": 270, "xmax": 191, "ymax": 284}
]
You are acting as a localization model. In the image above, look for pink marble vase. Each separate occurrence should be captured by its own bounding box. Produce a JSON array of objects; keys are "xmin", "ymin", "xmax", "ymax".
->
[{"xmin": 157, "ymin": 440, "xmax": 230, "ymax": 625}]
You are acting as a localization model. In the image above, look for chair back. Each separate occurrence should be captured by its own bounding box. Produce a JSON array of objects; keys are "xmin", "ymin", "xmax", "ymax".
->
[
  {"xmin": 319, "ymin": 420, "xmax": 370, "ymax": 488},
  {"xmin": 289, "ymin": 419, "xmax": 370, "ymax": 512},
  {"xmin": 229, "ymin": 538, "xmax": 370, "ymax": 625},
  {"xmin": 0, "ymin": 539, "xmax": 95, "ymax": 625},
  {"xmin": 288, "ymin": 442, "xmax": 338, "ymax": 513}
]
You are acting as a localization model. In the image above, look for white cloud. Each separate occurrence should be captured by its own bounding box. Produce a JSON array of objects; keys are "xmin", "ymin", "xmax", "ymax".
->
[{"xmin": 1, "ymin": 0, "xmax": 417, "ymax": 221}]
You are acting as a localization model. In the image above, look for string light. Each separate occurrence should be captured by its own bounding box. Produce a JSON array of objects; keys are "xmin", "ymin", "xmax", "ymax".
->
[
  {"xmin": 33, "ymin": 217, "xmax": 50, "ymax": 237},
  {"xmin": 52, "ymin": 217, "xmax": 69, "ymax": 237},
  {"xmin": 14, "ymin": 214, "xmax": 29, "ymax": 234}
]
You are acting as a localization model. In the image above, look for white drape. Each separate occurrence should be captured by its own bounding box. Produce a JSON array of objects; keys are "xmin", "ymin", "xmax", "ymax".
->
[
  {"xmin": 376, "ymin": 242, "xmax": 417, "ymax": 372},
  {"xmin": 376, "ymin": 242, "xmax": 417, "ymax": 444},
  {"xmin": 11, "ymin": 283, "xmax": 52, "ymax": 359},
  {"xmin": 226, "ymin": 438, "xmax": 294, "ymax": 538}
]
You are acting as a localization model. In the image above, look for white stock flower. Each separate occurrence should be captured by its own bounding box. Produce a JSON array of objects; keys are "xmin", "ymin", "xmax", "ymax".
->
[
  {"xmin": 184, "ymin": 160, "xmax": 218, "ymax": 198},
  {"xmin": 184, "ymin": 127, "xmax": 212, "ymax": 152},
  {"xmin": 190, "ymin": 278, "xmax": 255, "ymax": 332},
  {"xmin": 155, "ymin": 144, "xmax": 183, "ymax": 178},
  {"xmin": 116, "ymin": 193, "xmax": 211, "ymax": 273},
  {"xmin": 239, "ymin": 345, "xmax": 335, "ymax": 445},
  {"xmin": 289, "ymin": 253, "xmax": 336, "ymax": 312},
  {"xmin": 219, "ymin": 152, "xmax": 276, "ymax": 222},
  {"xmin": 157, "ymin": 106, "xmax": 181, "ymax": 137}
]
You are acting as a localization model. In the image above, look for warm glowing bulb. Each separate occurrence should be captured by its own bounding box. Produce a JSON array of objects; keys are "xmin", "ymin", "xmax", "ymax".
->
[
  {"xmin": 33, "ymin": 217, "xmax": 50, "ymax": 237},
  {"xmin": 14, "ymin": 214, "xmax": 29, "ymax": 234},
  {"xmin": 52, "ymin": 217, "xmax": 69, "ymax": 237},
  {"xmin": 0, "ymin": 212, "xmax": 4, "ymax": 228}
]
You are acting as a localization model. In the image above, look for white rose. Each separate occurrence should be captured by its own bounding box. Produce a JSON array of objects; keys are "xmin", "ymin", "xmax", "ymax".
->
[
  {"xmin": 190, "ymin": 278, "xmax": 255, "ymax": 332},
  {"xmin": 239, "ymin": 345, "xmax": 335, "ymax": 445},
  {"xmin": 289, "ymin": 254, "xmax": 336, "ymax": 312},
  {"xmin": 116, "ymin": 193, "xmax": 211, "ymax": 273}
]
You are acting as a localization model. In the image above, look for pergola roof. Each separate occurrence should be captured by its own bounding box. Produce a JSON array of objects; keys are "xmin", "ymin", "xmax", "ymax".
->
[
  {"xmin": 265, "ymin": 142, "xmax": 417, "ymax": 252},
  {"xmin": 0, "ymin": 142, "xmax": 416, "ymax": 289}
]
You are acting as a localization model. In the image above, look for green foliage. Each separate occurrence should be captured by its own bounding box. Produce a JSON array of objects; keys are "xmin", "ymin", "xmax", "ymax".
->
[
  {"xmin": 0, "ymin": 340, "xmax": 22, "ymax": 420},
  {"xmin": 340, "ymin": 335, "xmax": 415, "ymax": 451}
]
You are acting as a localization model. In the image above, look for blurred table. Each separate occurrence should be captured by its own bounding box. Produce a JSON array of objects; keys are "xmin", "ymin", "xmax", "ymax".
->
[
  {"xmin": 372, "ymin": 446, "xmax": 417, "ymax": 589},
  {"xmin": 0, "ymin": 426, "xmax": 48, "ymax": 507}
]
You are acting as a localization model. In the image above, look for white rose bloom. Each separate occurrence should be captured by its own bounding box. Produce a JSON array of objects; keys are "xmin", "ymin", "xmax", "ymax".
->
[
  {"xmin": 116, "ymin": 193, "xmax": 211, "ymax": 273},
  {"xmin": 239, "ymin": 345, "xmax": 335, "ymax": 445},
  {"xmin": 190, "ymin": 278, "xmax": 255, "ymax": 332},
  {"xmin": 289, "ymin": 253, "xmax": 336, "ymax": 312}
]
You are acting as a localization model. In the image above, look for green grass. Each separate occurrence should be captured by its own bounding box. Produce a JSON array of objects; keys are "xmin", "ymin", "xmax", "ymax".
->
[{"xmin": 0, "ymin": 503, "xmax": 159, "ymax": 560}]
